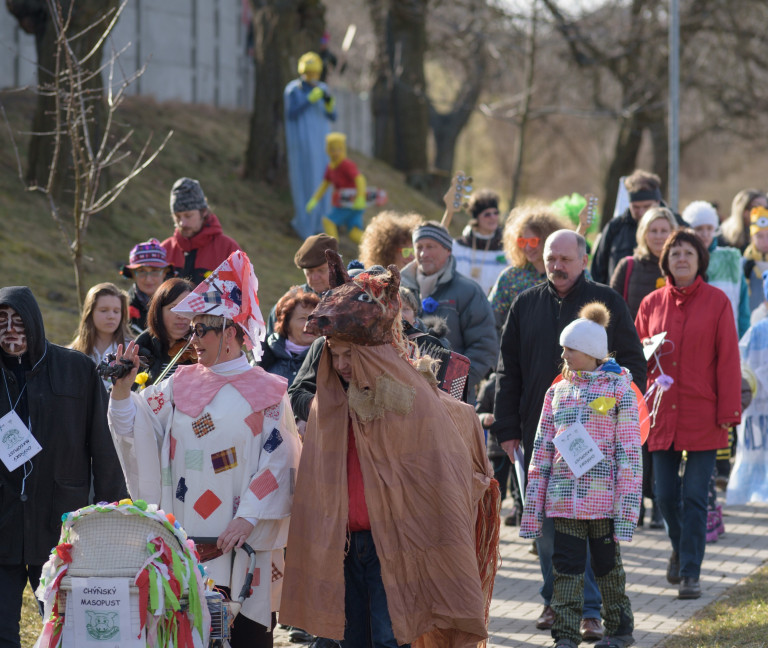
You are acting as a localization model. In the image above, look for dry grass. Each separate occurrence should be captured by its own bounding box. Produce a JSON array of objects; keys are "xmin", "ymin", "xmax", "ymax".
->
[
  {"xmin": 2, "ymin": 90, "xmax": 440, "ymax": 646},
  {"xmin": 0, "ymin": 91, "xmax": 441, "ymax": 344},
  {"xmin": 660, "ymin": 563, "xmax": 768, "ymax": 648}
]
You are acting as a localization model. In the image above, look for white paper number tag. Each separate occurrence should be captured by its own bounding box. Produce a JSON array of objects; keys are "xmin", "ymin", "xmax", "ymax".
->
[
  {"xmin": 551, "ymin": 420, "xmax": 605, "ymax": 479},
  {"xmin": 0, "ymin": 409, "xmax": 42, "ymax": 472}
]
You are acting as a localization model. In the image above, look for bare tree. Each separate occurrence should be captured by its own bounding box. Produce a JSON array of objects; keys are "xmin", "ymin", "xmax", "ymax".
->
[
  {"xmin": 6, "ymin": 0, "xmax": 118, "ymax": 192},
  {"xmin": 368, "ymin": 0, "xmax": 430, "ymax": 189},
  {"xmin": 426, "ymin": 0, "xmax": 502, "ymax": 176},
  {"xmin": 540, "ymin": 0, "xmax": 768, "ymax": 222},
  {"xmin": 242, "ymin": 0, "xmax": 325, "ymax": 185},
  {"xmin": 509, "ymin": 1, "xmax": 538, "ymax": 208},
  {"xmin": 3, "ymin": 1, "xmax": 172, "ymax": 307}
]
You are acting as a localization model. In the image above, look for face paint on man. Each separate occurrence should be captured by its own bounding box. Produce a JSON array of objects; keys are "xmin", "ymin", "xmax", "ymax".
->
[{"xmin": 0, "ymin": 307, "xmax": 27, "ymax": 356}]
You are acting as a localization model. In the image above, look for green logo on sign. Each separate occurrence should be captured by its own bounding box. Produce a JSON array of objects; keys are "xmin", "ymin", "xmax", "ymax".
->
[
  {"xmin": 1, "ymin": 429, "xmax": 21, "ymax": 449},
  {"xmin": 85, "ymin": 611, "xmax": 120, "ymax": 640}
]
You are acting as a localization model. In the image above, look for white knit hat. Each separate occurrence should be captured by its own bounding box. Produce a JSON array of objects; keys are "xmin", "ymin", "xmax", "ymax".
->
[
  {"xmin": 682, "ymin": 200, "xmax": 719, "ymax": 229},
  {"xmin": 559, "ymin": 319, "xmax": 608, "ymax": 360}
]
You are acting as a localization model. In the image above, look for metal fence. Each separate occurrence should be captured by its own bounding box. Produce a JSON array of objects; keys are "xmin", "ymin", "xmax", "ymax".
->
[{"xmin": 0, "ymin": 0, "xmax": 371, "ymax": 155}]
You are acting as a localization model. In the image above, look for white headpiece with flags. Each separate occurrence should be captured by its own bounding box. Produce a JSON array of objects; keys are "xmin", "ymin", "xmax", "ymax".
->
[{"xmin": 172, "ymin": 250, "xmax": 266, "ymax": 358}]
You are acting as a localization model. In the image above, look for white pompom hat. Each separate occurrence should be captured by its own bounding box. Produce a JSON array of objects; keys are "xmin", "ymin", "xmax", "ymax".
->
[
  {"xmin": 682, "ymin": 200, "xmax": 719, "ymax": 230},
  {"xmin": 559, "ymin": 318, "xmax": 608, "ymax": 360}
]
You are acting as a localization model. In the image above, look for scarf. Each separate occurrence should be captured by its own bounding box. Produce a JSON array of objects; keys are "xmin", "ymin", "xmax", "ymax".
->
[{"xmin": 416, "ymin": 264, "xmax": 446, "ymax": 299}]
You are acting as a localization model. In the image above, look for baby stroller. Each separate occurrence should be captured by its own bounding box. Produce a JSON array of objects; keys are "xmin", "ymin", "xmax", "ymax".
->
[
  {"xmin": 189, "ymin": 537, "xmax": 257, "ymax": 648},
  {"xmin": 35, "ymin": 501, "xmax": 255, "ymax": 647}
]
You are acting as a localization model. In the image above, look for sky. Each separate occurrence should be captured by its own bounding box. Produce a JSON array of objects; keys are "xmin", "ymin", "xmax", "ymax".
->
[{"xmin": 494, "ymin": 0, "xmax": 607, "ymax": 16}]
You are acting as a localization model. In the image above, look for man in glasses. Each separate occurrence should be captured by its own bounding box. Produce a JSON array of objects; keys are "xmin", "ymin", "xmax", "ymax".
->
[
  {"xmin": 161, "ymin": 177, "xmax": 242, "ymax": 286},
  {"xmin": 493, "ymin": 229, "xmax": 646, "ymax": 642},
  {"xmin": 121, "ymin": 238, "xmax": 172, "ymax": 335},
  {"xmin": 399, "ymin": 221, "xmax": 497, "ymax": 399},
  {"xmin": 0, "ymin": 287, "xmax": 127, "ymax": 648}
]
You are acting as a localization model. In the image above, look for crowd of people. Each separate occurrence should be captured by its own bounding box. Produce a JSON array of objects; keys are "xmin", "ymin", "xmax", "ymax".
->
[{"xmin": 1, "ymin": 166, "xmax": 766, "ymax": 648}]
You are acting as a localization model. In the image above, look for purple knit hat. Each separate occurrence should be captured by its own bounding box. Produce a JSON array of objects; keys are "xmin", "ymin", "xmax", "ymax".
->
[
  {"xmin": 121, "ymin": 238, "xmax": 170, "ymax": 278},
  {"xmin": 126, "ymin": 238, "xmax": 168, "ymax": 268}
]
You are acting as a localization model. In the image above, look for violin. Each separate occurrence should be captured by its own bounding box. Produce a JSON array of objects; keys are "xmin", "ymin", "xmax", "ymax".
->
[{"xmin": 169, "ymin": 338, "xmax": 197, "ymax": 364}]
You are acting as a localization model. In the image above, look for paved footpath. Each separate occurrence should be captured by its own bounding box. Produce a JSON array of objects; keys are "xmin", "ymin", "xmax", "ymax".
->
[
  {"xmin": 276, "ymin": 501, "xmax": 768, "ymax": 647},
  {"xmin": 488, "ymin": 501, "xmax": 768, "ymax": 647}
]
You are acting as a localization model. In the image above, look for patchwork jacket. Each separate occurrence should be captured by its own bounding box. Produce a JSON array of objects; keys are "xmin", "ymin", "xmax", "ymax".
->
[{"xmin": 520, "ymin": 364, "xmax": 642, "ymax": 542}]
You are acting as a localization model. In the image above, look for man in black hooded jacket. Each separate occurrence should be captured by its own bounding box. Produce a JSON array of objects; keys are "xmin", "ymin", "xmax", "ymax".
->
[{"xmin": 0, "ymin": 286, "xmax": 127, "ymax": 648}]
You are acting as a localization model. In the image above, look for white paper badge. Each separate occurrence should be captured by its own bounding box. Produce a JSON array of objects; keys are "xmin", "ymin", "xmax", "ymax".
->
[
  {"xmin": 0, "ymin": 409, "xmax": 41, "ymax": 472},
  {"xmin": 552, "ymin": 420, "xmax": 605, "ymax": 479},
  {"xmin": 70, "ymin": 577, "xmax": 143, "ymax": 647}
]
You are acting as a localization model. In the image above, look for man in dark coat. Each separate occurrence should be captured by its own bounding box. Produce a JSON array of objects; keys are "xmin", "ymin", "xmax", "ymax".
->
[
  {"xmin": 590, "ymin": 169, "xmax": 683, "ymax": 284},
  {"xmin": 0, "ymin": 287, "xmax": 127, "ymax": 648},
  {"xmin": 493, "ymin": 230, "xmax": 646, "ymax": 641}
]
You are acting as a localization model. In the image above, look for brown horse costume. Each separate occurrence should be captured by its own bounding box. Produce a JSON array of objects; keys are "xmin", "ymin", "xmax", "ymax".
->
[{"xmin": 280, "ymin": 251, "xmax": 500, "ymax": 647}]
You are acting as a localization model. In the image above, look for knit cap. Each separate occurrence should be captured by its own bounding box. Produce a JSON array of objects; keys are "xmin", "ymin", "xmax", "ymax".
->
[
  {"xmin": 559, "ymin": 302, "xmax": 610, "ymax": 361},
  {"xmin": 412, "ymin": 222, "xmax": 453, "ymax": 251},
  {"xmin": 170, "ymin": 177, "xmax": 207, "ymax": 214},
  {"xmin": 682, "ymin": 201, "xmax": 718, "ymax": 229},
  {"xmin": 125, "ymin": 238, "xmax": 168, "ymax": 268},
  {"xmin": 750, "ymin": 206, "xmax": 768, "ymax": 236},
  {"xmin": 121, "ymin": 238, "xmax": 169, "ymax": 278}
]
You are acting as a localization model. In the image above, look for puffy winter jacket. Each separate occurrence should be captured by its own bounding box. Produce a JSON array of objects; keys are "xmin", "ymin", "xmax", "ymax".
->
[
  {"xmin": 635, "ymin": 276, "xmax": 742, "ymax": 452},
  {"xmin": 493, "ymin": 273, "xmax": 646, "ymax": 473},
  {"xmin": 520, "ymin": 364, "xmax": 642, "ymax": 542},
  {"xmin": 161, "ymin": 213, "xmax": 241, "ymax": 285},
  {"xmin": 400, "ymin": 256, "xmax": 497, "ymax": 397},
  {"xmin": 259, "ymin": 333, "xmax": 311, "ymax": 387}
]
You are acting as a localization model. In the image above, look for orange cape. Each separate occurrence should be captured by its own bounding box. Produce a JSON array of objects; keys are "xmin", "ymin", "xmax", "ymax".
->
[{"xmin": 280, "ymin": 342, "xmax": 498, "ymax": 646}]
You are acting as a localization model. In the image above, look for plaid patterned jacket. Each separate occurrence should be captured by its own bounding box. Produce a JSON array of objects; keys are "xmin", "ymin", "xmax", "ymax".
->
[{"xmin": 520, "ymin": 364, "xmax": 642, "ymax": 542}]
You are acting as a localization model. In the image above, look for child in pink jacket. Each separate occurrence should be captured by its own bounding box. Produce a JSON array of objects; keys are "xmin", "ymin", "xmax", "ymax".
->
[{"xmin": 521, "ymin": 302, "xmax": 642, "ymax": 648}]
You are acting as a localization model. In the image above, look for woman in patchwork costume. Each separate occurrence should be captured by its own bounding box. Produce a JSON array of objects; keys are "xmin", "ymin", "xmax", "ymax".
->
[{"xmin": 108, "ymin": 250, "xmax": 301, "ymax": 648}]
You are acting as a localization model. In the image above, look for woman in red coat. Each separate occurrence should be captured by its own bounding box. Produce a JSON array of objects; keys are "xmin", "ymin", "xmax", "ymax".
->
[{"xmin": 635, "ymin": 229, "xmax": 741, "ymax": 601}]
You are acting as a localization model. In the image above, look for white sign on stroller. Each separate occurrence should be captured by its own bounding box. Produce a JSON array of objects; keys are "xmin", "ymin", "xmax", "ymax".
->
[{"xmin": 66, "ymin": 577, "xmax": 142, "ymax": 647}]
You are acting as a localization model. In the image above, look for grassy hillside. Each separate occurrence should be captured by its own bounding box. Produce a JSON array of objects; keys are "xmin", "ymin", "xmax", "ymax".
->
[{"xmin": 0, "ymin": 91, "xmax": 442, "ymax": 344}]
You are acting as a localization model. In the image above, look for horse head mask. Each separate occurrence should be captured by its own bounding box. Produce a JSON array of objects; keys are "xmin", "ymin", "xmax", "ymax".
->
[{"xmin": 304, "ymin": 250, "xmax": 401, "ymax": 345}]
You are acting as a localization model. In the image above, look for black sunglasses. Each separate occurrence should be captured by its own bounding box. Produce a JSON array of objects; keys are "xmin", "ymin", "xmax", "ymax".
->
[{"xmin": 190, "ymin": 323, "xmax": 221, "ymax": 338}]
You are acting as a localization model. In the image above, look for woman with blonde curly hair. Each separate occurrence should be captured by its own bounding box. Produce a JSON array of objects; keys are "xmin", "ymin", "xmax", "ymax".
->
[
  {"xmin": 720, "ymin": 189, "xmax": 768, "ymax": 252},
  {"xmin": 489, "ymin": 204, "xmax": 567, "ymax": 329},
  {"xmin": 358, "ymin": 210, "xmax": 424, "ymax": 269}
]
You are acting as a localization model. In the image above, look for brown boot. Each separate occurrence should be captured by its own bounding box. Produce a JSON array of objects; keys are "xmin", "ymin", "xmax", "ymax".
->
[
  {"xmin": 536, "ymin": 605, "xmax": 555, "ymax": 630},
  {"xmin": 580, "ymin": 617, "xmax": 603, "ymax": 642}
]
